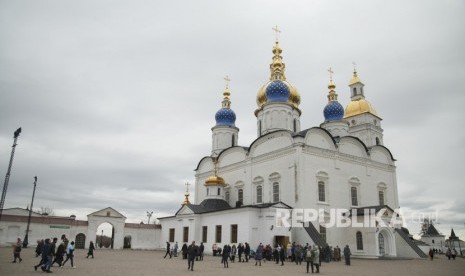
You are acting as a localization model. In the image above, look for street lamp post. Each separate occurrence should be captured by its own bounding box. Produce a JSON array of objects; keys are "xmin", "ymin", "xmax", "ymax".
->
[
  {"xmin": 0, "ymin": 127, "xmax": 21, "ymax": 223},
  {"xmin": 23, "ymin": 176, "xmax": 37, "ymax": 248},
  {"xmin": 147, "ymin": 211, "xmax": 153, "ymax": 224}
]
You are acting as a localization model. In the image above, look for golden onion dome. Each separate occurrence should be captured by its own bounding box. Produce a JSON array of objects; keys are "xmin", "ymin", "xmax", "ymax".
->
[
  {"xmin": 256, "ymin": 80, "xmax": 300, "ymax": 109},
  {"xmin": 204, "ymin": 175, "xmax": 226, "ymax": 186},
  {"xmin": 344, "ymin": 99, "xmax": 378, "ymax": 118}
]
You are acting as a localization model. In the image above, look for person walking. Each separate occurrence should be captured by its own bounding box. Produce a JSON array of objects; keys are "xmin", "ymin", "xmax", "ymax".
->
[
  {"xmin": 164, "ymin": 241, "xmax": 172, "ymax": 258},
  {"xmin": 343, "ymin": 245, "xmax": 351, "ymax": 265},
  {"xmin": 429, "ymin": 248, "xmax": 434, "ymax": 261},
  {"xmin": 311, "ymin": 245, "xmax": 320, "ymax": 273},
  {"xmin": 62, "ymin": 241, "xmax": 76, "ymax": 268},
  {"xmin": 173, "ymin": 242, "xmax": 179, "ymax": 257},
  {"xmin": 199, "ymin": 242, "xmax": 204, "ymax": 261},
  {"xmin": 305, "ymin": 245, "xmax": 312, "ymax": 273},
  {"xmin": 182, "ymin": 242, "xmax": 188, "ymax": 259},
  {"xmin": 34, "ymin": 239, "xmax": 49, "ymax": 271},
  {"xmin": 279, "ymin": 244, "xmax": 286, "ymax": 266},
  {"xmin": 230, "ymin": 244, "xmax": 236, "ymax": 263},
  {"xmin": 452, "ymin": 248, "xmax": 457, "ymax": 260},
  {"xmin": 244, "ymin": 242, "xmax": 250, "ymax": 262},
  {"xmin": 187, "ymin": 241, "xmax": 198, "ymax": 271},
  {"xmin": 52, "ymin": 240, "xmax": 65, "ymax": 267},
  {"xmin": 222, "ymin": 244, "xmax": 230, "ymax": 268},
  {"xmin": 12, "ymin": 238, "xmax": 22, "ymax": 263},
  {"xmin": 87, "ymin": 241, "xmax": 95, "ymax": 258},
  {"xmin": 255, "ymin": 243, "xmax": 264, "ymax": 266},
  {"xmin": 35, "ymin": 240, "xmax": 43, "ymax": 257},
  {"xmin": 42, "ymin": 237, "xmax": 56, "ymax": 273},
  {"xmin": 238, "ymin": 243, "xmax": 244, "ymax": 262}
]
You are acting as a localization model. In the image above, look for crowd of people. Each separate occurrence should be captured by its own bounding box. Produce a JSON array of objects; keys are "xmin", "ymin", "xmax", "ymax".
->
[{"xmin": 163, "ymin": 240, "xmax": 353, "ymax": 273}]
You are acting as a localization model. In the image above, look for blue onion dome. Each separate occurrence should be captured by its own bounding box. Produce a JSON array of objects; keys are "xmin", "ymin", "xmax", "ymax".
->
[
  {"xmin": 265, "ymin": 80, "xmax": 290, "ymax": 102},
  {"xmin": 215, "ymin": 108, "xmax": 236, "ymax": 126},
  {"xmin": 323, "ymin": 79, "xmax": 344, "ymax": 122},
  {"xmin": 324, "ymin": 101, "xmax": 344, "ymax": 121}
]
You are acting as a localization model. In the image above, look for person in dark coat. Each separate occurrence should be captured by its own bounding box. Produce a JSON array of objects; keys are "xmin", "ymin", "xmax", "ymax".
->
[
  {"xmin": 199, "ymin": 242, "xmax": 205, "ymax": 261},
  {"xmin": 164, "ymin": 241, "xmax": 172, "ymax": 258},
  {"xmin": 35, "ymin": 238, "xmax": 50, "ymax": 272},
  {"xmin": 182, "ymin": 243, "xmax": 188, "ymax": 259},
  {"xmin": 35, "ymin": 240, "xmax": 43, "ymax": 257},
  {"xmin": 42, "ymin": 237, "xmax": 56, "ymax": 272},
  {"xmin": 52, "ymin": 241, "xmax": 65, "ymax": 267},
  {"xmin": 222, "ymin": 244, "xmax": 231, "ymax": 268},
  {"xmin": 244, "ymin": 242, "xmax": 250, "ymax": 262},
  {"xmin": 187, "ymin": 241, "xmax": 198, "ymax": 271},
  {"xmin": 343, "ymin": 245, "xmax": 351, "ymax": 265},
  {"xmin": 238, "ymin": 243, "xmax": 244, "ymax": 262},
  {"xmin": 279, "ymin": 244, "xmax": 286, "ymax": 266},
  {"xmin": 87, "ymin": 241, "xmax": 95, "ymax": 258}
]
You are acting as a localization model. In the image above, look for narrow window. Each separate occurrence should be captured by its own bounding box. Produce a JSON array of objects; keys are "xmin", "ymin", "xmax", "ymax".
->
[
  {"xmin": 376, "ymin": 137, "xmax": 380, "ymax": 145},
  {"xmin": 225, "ymin": 191, "xmax": 230, "ymax": 203},
  {"xmin": 379, "ymin": 190, "xmax": 385, "ymax": 206},
  {"xmin": 232, "ymin": 135, "xmax": 235, "ymax": 146},
  {"xmin": 256, "ymin": 185, "xmax": 263, "ymax": 203},
  {"xmin": 319, "ymin": 225, "xmax": 326, "ymax": 242},
  {"xmin": 273, "ymin": 182, "xmax": 280, "ymax": 202},
  {"xmin": 183, "ymin": 227, "xmax": 189, "ymax": 243},
  {"xmin": 293, "ymin": 119, "xmax": 297, "ymax": 132},
  {"xmin": 231, "ymin": 224, "xmax": 238, "ymax": 243},
  {"xmin": 352, "ymin": 87, "xmax": 356, "ymax": 97},
  {"xmin": 356, "ymin": 231, "xmax": 363, "ymax": 250},
  {"xmin": 318, "ymin": 181, "xmax": 325, "ymax": 202},
  {"xmin": 259, "ymin": 120, "xmax": 262, "ymax": 136},
  {"xmin": 238, "ymin": 189, "xmax": 243, "ymax": 204},
  {"xmin": 169, "ymin": 228, "xmax": 175, "ymax": 243},
  {"xmin": 351, "ymin": 186, "xmax": 358, "ymax": 206},
  {"xmin": 215, "ymin": 225, "xmax": 222, "ymax": 243},
  {"xmin": 202, "ymin": 226, "xmax": 208, "ymax": 243},
  {"xmin": 217, "ymin": 187, "xmax": 221, "ymax": 196}
]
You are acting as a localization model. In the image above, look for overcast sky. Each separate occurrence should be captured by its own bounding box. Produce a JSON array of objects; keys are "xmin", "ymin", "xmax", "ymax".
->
[{"xmin": 1, "ymin": 0, "xmax": 464, "ymax": 239}]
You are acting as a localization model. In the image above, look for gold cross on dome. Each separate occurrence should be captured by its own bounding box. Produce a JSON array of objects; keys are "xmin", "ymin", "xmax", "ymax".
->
[
  {"xmin": 352, "ymin": 62, "xmax": 357, "ymax": 73},
  {"xmin": 272, "ymin": 25, "xmax": 281, "ymax": 42},
  {"xmin": 224, "ymin": 75, "xmax": 231, "ymax": 89},
  {"xmin": 328, "ymin": 67, "xmax": 334, "ymax": 80}
]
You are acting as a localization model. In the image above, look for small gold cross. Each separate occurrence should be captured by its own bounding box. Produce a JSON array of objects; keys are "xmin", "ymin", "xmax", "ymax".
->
[
  {"xmin": 328, "ymin": 67, "xmax": 334, "ymax": 80},
  {"xmin": 272, "ymin": 25, "xmax": 281, "ymax": 42},
  {"xmin": 224, "ymin": 75, "xmax": 231, "ymax": 89}
]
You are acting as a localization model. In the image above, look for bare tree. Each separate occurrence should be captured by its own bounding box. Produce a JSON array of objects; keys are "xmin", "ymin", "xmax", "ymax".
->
[{"xmin": 36, "ymin": 206, "xmax": 54, "ymax": 216}]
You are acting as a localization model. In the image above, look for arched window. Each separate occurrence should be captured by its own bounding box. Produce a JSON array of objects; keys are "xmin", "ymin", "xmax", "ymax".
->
[
  {"xmin": 273, "ymin": 182, "xmax": 279, "ymax": 202},
  {"xmin": 232, "ymin": 135, "xmax": 235, "ymax": 146},
  {"xmin": 376, "ymin": 137, "xmax": 380, "ymax": 145},
  {"xmin": 318, "ymin": 181, "xmax": 325, "ymax": 202},
  {"xmin": 378, "ymin": 190, "xmax": 385, "ymax": 206},
  {"xmin": 352, "ymin": 87, "xmax": 357, "ymax": 97},
  {"xmin": 293, "ymin": 119, "xmax": 297, "ymax": 132},
  {"xmin": 217, "ymin": 187, "xmax": 221, "ymax": 196},
  {"xmin": 238, "ymin": 189, "xmax": 243, "ymax": 204},
  {"xmin": 225, "ymin": 191, "xmax": 230, "ymax": 203},
  {"xmin": 356, "ymin": 231, "xmax": 363, "ymax": 250},
  {"xmin": 256, "ymin": 185, "xmax": 263, "ymax": 203},
  {"xmin": 351, "ymin": 186, "xmax": 358, "ymax": 206}
]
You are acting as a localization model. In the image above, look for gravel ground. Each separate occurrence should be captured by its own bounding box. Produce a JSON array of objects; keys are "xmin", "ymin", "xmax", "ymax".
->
[{"xmin": 1, "ymin": 247, "xmax": 464, "ymax": 276}]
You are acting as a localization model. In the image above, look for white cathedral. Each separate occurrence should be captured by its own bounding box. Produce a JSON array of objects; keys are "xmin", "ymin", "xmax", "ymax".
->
[{"xmin": 158, "ymin": 38, "xmax": 427, "ymax": 259}]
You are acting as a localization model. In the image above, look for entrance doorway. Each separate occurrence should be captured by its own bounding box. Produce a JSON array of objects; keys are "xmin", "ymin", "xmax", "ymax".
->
[
  {"xmin": 75, "ymin": 233, "xmax": 86, "ymax": 249},
  {"xmin": 274, "ymin": 235, "xmax": 289, "ymax": 247},
  {"xmin": 96, "ymin": 222, "xmax": 114, "ymax": 249},
  {"xmin": 378, "ymin": 233, "xmax": 385, "ymax": 255}
]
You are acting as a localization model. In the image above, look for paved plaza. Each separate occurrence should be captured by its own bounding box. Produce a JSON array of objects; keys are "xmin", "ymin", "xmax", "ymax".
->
[{"xmin": 1, "ymin": 247, "xmax": 464, "ymax": 276}]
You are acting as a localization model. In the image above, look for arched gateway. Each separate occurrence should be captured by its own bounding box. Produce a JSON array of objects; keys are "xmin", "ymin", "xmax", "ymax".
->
[{"xmin": 86, "ymin": 207, "xmax": 126, "ymax": 249}]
